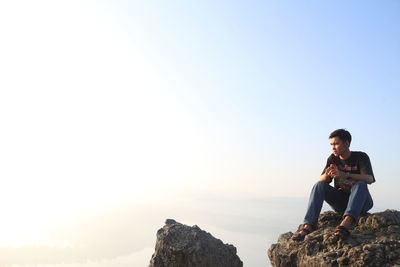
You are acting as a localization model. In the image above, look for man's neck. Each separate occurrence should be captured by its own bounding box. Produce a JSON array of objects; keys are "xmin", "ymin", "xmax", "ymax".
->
[{"xmin": 339, "ymin": 150, "xmax": 352, "ymax": 160}]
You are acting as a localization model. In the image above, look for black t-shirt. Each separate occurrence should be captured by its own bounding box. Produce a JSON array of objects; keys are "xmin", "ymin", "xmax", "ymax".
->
[{"xmin": 321, "ymin": 151, "xmax": 375, "ymax": 192}]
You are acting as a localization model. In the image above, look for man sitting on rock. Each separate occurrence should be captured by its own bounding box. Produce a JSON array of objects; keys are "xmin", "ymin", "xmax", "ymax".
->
[{"xmin": 292, "ymin": 129, "xmax": 375, "ymax": 241}]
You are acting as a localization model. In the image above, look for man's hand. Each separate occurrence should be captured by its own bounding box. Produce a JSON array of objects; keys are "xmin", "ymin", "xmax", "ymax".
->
[{"xmin": 326, "ymin": 164, "xmax": 347, "ymax": 179}]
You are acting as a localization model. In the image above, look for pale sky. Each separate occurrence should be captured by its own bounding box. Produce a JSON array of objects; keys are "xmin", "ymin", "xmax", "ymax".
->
[{"xmin": 0, "ymin": 0, "xmax": 399, "ymax": 251}]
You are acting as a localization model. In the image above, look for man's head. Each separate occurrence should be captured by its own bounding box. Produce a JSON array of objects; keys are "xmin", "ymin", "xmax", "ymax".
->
[{"xmin": 329, "ymin": 129, "xmax": 352, "ymax": 157}]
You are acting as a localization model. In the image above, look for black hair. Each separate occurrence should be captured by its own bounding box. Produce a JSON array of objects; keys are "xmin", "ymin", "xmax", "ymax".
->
[{"xmin": 329, "ymin": 129, "xmax": 352, "ymax": 144}]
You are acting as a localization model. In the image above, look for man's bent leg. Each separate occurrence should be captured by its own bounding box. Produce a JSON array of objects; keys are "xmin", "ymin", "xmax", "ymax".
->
[
  {"xmin": 344, "ymin": 181, "xmax": 373, "ymax": 221},
  {"xmin": 304, "ymin": 181, "xmax": 344, "ymax": 225},
  {"xmin": 325, "ymin": 190, "xmax": 349, "ymax": 214},
  {"xmin": 361, "ymin": 190, "xmax": 373, "ymax": 214}
]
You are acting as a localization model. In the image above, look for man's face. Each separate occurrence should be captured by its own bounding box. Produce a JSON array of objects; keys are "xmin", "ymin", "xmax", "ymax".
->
[{"xmin": 329, "ymin": 137, "xmax": 350, "ymax": 157}]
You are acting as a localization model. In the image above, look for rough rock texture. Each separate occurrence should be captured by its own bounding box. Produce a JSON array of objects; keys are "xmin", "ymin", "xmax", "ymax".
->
[
  {"xmin": 149, "ymin": 219, "xmax": 243, "ymax": 267},
  {"xmin": 268, "ymin": 209, "xmax": 400, "ymax": 267}
]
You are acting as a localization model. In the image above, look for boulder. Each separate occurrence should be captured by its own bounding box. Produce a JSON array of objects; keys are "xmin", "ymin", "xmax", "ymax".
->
[{"xmin": 149, "ymin": 219, "xmax": 243, "ymax": 267}]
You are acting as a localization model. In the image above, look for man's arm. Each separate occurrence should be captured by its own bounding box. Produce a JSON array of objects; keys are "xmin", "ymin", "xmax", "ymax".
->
[
  {"xmin": 329, "ymin": 165, "xmax": 375, "ymax": 184},
  {"xmin": 319, "ymin": 164, "xmax": 333, "ymax": 182},
  {"xmin": 319, "ymin": 172, "xmax": 332, "ymax": 182},
  {"xmin": 358, "ymin": 153, "xmax": 375, "ymax": 184},
  {"xmin": 347, "ymin": 173, "xmax": 374, "ymax": 184}
]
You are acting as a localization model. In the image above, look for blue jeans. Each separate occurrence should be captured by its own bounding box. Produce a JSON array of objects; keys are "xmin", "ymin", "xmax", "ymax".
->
[{"xmin": 304, "ymin": 181, "xmax": 374, "ymax": 226}]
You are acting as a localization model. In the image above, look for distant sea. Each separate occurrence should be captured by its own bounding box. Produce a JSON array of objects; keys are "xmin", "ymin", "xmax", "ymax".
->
[{"xmin": 2, "ymin": 195, "xmax": 397, "ymax": 267}]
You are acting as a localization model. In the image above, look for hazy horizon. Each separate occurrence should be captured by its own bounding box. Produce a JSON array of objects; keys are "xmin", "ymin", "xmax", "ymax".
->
[
  {"xmin": 1, "ymin": 195, "xmax": 309, "ymax": 266},
  {"xmin": 1, "ymin": 194, "xmax": 398, "ymax": 267}
]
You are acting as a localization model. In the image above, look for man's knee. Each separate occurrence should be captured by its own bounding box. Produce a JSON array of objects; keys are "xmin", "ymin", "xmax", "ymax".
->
[
  {"xmin": 316, "ymin": 180, "xmax": 330, "ymax": 186},
  {"xmin": 351, "ymin": 181, "xmax": 368, "ymax": 191},
  {"xmin": 313, "ymin": 181, "xmax": 330, "ymax": 190}
]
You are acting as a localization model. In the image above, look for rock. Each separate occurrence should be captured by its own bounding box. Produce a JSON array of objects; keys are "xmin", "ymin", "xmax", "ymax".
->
[
  {"xmin": 149, "ymin": 219, "xmax": 243, "ymax": 267},
  {"xmin": 268, "ymin": 210, "xmax": 400, "ymax": 267}
]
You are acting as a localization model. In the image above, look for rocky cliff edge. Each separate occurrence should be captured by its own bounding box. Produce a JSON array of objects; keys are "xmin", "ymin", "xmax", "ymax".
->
[{"xmin": 268, "ymin": 209, "xmax": 400, "ymax": 267}]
